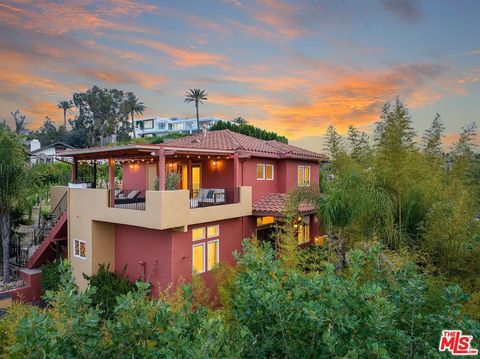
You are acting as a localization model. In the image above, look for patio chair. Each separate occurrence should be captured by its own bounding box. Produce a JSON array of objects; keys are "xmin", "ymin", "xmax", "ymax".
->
[{"xmin": 197, "ymin": 188, "xmax": 226, "ymax": 206}]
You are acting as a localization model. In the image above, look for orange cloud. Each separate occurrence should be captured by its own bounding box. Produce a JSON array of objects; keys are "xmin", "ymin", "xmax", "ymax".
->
[
  {"xmin": 129, "ymin": 38, "xmax": 228, "ymax": 67},
  {"xmin": 0, "ymin": 0, "xmax": 151, "ymax": 36}
]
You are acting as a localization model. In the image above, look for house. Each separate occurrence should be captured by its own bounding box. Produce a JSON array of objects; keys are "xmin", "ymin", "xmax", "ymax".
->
[
  {"xmin": 134, "ymin": 116, "xmax": 225, "ymax": 138},
  {"xmin": 29, "ymin": 140, "xmax": 76, "ymax": 164},
  {"xmin": 23, "ymin": 130, "xmax": 328, "ymax": 297}
]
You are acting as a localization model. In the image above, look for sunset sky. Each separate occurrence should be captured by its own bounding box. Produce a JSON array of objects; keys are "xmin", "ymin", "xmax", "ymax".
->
[{"xmin": 0, "ymin": 0, "xmax": 479, "ymax": 152}]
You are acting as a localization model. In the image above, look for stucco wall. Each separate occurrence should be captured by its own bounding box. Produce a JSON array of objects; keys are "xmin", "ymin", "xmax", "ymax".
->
[
  {"xmin": 115, "ymin": 224, "xmax": 173, "ymax": 297},
  {"xmin": 242, "ymin": 158, "xmax": 278, "ymax": 203},
  {"xmin": 50, "ymin": 186, "xmax": 67, "ymax": 210},
  {"xmin": 122, "ymin": 163, "xmax": 147, "ymax": 190}
]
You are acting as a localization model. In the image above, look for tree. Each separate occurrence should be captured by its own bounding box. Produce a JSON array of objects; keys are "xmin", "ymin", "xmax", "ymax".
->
[
  {"xmin": 10, "ymin": 110, "xmax": 28, "ymax": 135},
  {"xmin": 422, "ymin": 113, "xmax": 445, "ymax": 158},
  {"xmin": 347, "ymin": 125, "xmax": 371, "ymax": 163},
  {"xmin": 30, "ymin": 116, "xmax": 65, "ymax": 146},
  {"xmin": 210, "ymin": 120, "xmax": 288, "ymax": 143},
  {"xmin": 57, "ymin": 100, "xmax": 73, "ymax": 129},
  {"xmin": 323, "ymin": 125, "xmax": 344, "ymax": 160},
  {"xmin": 72, "ymin": 86, "xmax": 129, "ymax": 146},
  {"xmin": 184, "ymin": 88, "xmax": 208, "ymax": 132},
  {"xmin": 0, "ymin": 129, "xmax": 27, "ymax": 283},
  {"xmin": 123, "ymin": 93, "xmax": 146, "ymax": 139},
  {"xmin": 233, "ymin": 116, "xmax": 248, "ymax": 125}
]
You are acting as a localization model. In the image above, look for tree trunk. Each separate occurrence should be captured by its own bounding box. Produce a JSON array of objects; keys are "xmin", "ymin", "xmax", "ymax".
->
[
  {"xmin": 63, "ymin": 109, "xmax": 67, "ymax": 129},
  {"xmin": 131, "ymin": 111, "xmax": 136, "ymax": 139},
  {"xmin": 1, "ymin": 212, "xmax": 11, "ymax": 283},
  {"xmin": 195, "ymin": 100, "xmax": 200, "ymax": 132}
]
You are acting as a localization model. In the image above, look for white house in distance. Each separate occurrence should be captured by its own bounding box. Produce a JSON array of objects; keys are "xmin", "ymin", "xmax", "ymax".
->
[
  {"xmin": 29, "ymin": 140, "xmax": 76, "ymax": 164},
  {"xmin": 134, "ymin": 117, "xmax": 226, "ymax": 138}
]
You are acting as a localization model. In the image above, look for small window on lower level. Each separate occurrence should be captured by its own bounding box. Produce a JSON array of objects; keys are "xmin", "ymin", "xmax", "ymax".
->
[
  {"xmin": 192, "ymin": 227, "xmax": 205, "ymax": 241},
  {"xmin": 297, "ymin": 216, "xmax": 310, "ymax": 245},
  {"xmin": 192, "ymin": 243, "xmax": 205, "ymax": 273},
  {"xmin": 207, "ymin": 225, "xmax": 219, "ymax": 238},
  {"xmin": 73, "ymin": 239, "xmax": 86, "ymax": 259},
  {"xmin": 256, "ymin": 216, "xmax": 275, "ymax": 227},
  {"xmin": 207, "ymin": 240, "xmax": 219, "ymax": 271}
]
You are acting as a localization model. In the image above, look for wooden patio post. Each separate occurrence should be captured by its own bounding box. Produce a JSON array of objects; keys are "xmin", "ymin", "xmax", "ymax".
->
[
  {"xmin": 108, "ymin": 158, "xmax": 115, "ymax": 206},
  {"xmin": 72, "ymin": 159, "xmax": 78, "ymax": 182},
  {"xmin": 233, "ymin": 153, "xmax": 241, "ymax": 202},
  {"xmin": 92, "ymin": 161, "xmax": 97, "ymax": 189},
  {"xmin": 158, "ymin": 147, "xmax": 165, "ymax": 191}
]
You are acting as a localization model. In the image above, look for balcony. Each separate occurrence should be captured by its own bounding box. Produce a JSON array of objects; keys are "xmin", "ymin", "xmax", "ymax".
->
[{"xmin": 69, "ymin": 186, "xmax": 252, "ymax": 231}]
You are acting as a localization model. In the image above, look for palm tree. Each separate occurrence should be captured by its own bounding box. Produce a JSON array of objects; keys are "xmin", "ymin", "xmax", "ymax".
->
[
  {"xmin": 57, "ymin": 100, "xmax": 73, "ymax": 129},
  {"xmin": 233, "ymin": 116, "xmax": 248, "ymax": 125},
  {"xmin": 123, "ymin": 93, "xmax": 146, "ymax": 139},
  {"xmin": 184, "ymin": 89, "xmax": 208, "ymax": 132},
  {"xmin": 0, "ymin": 129, "xmax": 27, "ymax": 283}
]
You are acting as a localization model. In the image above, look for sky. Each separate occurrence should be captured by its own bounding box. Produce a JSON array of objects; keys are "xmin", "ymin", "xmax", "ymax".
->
[{"xmin": 0, "ymin": 0, "xmax": 479, "ymax": 153}]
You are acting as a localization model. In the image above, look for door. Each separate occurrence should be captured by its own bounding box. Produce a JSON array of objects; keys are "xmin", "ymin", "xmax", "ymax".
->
[
  {"xmin": 191, "ymin": 164, "xmax": 201, "ymax": 197},
  {"xmin": 179, "ymin": 164, "xmax": 188, "ymax": 190},
  {"xmin": 146, "ymin": 165, "xmax": 157, "ymax": 190}
]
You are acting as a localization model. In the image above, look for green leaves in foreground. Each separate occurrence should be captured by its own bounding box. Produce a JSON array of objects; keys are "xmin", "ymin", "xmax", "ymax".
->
[{"xmin": 5, "ymin": 243, "xmax": 480, "ymax": 358}]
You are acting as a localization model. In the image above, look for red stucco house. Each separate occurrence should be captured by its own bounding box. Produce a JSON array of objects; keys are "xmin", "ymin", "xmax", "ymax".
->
[{"xmin": 26, "ymin": 130, "xmax": 328, "ymax": 296}]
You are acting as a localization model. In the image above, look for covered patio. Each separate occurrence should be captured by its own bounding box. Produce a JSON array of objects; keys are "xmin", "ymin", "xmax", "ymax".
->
[{"xmin": 59, "ymin": 144, "xmax": 244, "ymax": 210}]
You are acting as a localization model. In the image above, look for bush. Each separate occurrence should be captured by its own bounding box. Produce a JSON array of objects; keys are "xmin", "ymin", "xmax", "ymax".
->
[
  {"xmin": 83, "ymin": 263, "xmax": 134, "ymax": 319},
  {"xmin": 40, "ymin": 261, "xmax": 61, "ymax": 293}
]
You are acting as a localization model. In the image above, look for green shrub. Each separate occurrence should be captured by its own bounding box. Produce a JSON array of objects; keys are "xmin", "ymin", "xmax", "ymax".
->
[
  {"xmin": 83, "ymin": 263, "xmax": 134, "ymax": 319},
  {"xmin": 41, "ymin": 261, "xmax": 61, "ymax": 293}
]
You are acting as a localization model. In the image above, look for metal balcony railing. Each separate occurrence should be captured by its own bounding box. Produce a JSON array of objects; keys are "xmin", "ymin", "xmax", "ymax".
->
[
  {"xmin": 189, "ymin": 187, "xmax": 240, "ymax": 209},
  {"xmin": 109, "ymin": 189, "xmax": 146, "ymax": 211}
]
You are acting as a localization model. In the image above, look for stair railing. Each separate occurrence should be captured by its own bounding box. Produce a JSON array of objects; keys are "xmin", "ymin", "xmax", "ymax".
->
[{"xmin": 20, "ymin": 191, "xmax": 68, "ymax": 267}]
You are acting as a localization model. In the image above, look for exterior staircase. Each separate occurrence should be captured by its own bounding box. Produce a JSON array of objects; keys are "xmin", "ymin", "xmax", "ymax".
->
[
  {"xmin": 26, "ymin": 211, "xmax": 67, "ymax": 269},
  {"xmin": 13, "ymin": 192, "xmax": 69, "ymax": 270}
]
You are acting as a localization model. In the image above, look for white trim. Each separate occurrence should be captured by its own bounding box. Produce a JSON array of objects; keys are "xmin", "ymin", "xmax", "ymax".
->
[
  {"xmin": 192, "ymin": 243, "xmax": 206, "ymax": 273},
  {"xmin": 265, "ymin": 164, "xmax": 274, "ymax": 180},
  {"xmin": 256, "ymin": 163, "xmax": 265, "ymax": 180},
  {"xmin": 73, "ymin": 238, "xmax": 86, "ymax": 259},
  {"xmin": 207, "ymin": 239, "xmax": 220, "ymax": 271},
  {"xmin": 207, "ymin": 224, "xmax": 220, "ymax": 238},
  {"xmin": 192, "ymin": 227, "xmax": 206, "ymax": 241}
]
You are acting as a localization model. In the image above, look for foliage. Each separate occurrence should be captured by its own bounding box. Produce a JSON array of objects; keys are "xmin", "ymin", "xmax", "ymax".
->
[
  {"xmin": 122, "ymin": 92, "xmax": 145, "ymax": 139},
  {"xmin": 165, "ymin": 171, "xmax": 182, "ymax": 190},
  {"xmin": 72, "ymin": 85, "xmax": 132, "ymax": 146},
  {"xmin": 0, "ymin": 302, "xmax": 33, "ymax": 358},
  {"xmin": 184, "ymin": 88, "xmax": 208, "ymax": 132},
  {"xmin": 210, "ymin": 120, "xmax": 288, "ymax": 143},
  {"xmin": 40, "ymin": 261, "xmax": 62, "ymax": 293},
  {"xmin": 3, "ymin": 241, "xmax": 480, "ymax": 358},
  {"xmin": 83, "ymin": 263, "xmax": 134, "ymax": 320},
  {"xmin": 0, "ymin": 129, "xmax": 28, "ymax": 283}
]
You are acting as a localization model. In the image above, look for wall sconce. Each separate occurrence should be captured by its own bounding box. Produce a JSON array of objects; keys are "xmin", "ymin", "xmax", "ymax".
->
[
  {"xmin": 212, "ymin": 160, "xmax": 217, "ymax": 167},
  {"xmin": 169, "ymin": 163, "xmax": 173, "ymax": 169},
  {"xmin": 129, "ymin": 164, "xmax": 134, "ymax": 169}
]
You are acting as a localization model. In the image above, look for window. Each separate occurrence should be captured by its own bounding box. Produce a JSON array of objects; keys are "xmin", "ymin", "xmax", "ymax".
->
[
  {"xmin": 297, "ymin": 216, "xmax": 310, "ymax": 245},
  {"xmin": 265, "ymin": 164, "xmax": 274, "ymax": 180},
  {"xmin": 207, "ymin": 240, "xmax": 219, "ymax": 270},
  {"xmin": 297, "ymin": 165, "xmax": 311, "ymax": 186},
  {"xmin": 192, "ymin": 227, "xmax": 205, "ymax": 241},
  {"xmin": 256, "ymin": 164, "xmax": 265, "ymax": 180},
  {"xmin": 192, "ymin": 243, "xmax": 205, "ymax": 273},
  {"xmin": 73, "ymin": 239, "xmax": 86, "ymax": 259},
  {"xmin": 207, "ymin": 225, "xmax": 219, "ymax": 238},
  {"xmin": 256, "ymin": 216, "xmax": 275, "ymax": 227},
  {"xmin": 143, "ymin": 119, "xmax": 154, "ymax": 129}
]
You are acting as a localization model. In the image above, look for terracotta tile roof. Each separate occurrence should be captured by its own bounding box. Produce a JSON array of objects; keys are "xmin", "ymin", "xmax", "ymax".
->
[
  {"xmin": 162, "ymin": 130, "xmax": 328, "ymax": 161},
  {"xmin": 252, "ymin": 193, "xmax": 316, "ymax": 216}
]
